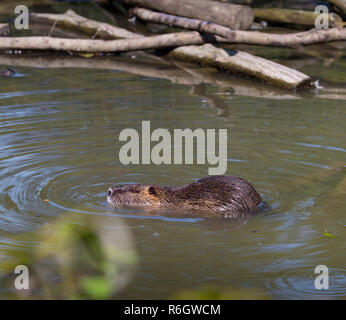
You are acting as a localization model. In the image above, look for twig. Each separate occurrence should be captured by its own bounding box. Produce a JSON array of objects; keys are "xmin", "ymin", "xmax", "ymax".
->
[{"xmin": 48, "ymin": 20, "xmax": 57, "ymax": 37}]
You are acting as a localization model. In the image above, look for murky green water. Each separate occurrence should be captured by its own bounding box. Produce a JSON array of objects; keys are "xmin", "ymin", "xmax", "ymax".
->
[{"xmin": 0, "ymin": 48, "xmax": 345, "ymax": 299}]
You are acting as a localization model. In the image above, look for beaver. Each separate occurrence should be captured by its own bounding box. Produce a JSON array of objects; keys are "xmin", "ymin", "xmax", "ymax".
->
[{"xmin": 107, "ymin": 176, "xmax": 262, "ymax": 216}]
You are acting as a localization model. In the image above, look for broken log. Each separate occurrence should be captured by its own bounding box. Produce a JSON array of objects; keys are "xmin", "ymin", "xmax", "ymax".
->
[
  {"xmin": 131, "ymin": 7, "xmax": 234, "ymax": 40},
  {"xmin": 253, "ymin": 8, "xmax": 343, "ymax": 28},
  {"xmin": 118, "ymin": 0, "xmax": 254, "ymax": 30},
  {"xmin": 170, "ymin": 44, "xmax": 312, "ymax": 89}
]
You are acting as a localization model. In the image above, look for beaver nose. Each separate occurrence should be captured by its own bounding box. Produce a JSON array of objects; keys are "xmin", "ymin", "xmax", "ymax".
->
[{"xmin": 107, "ymin": 188, "xmax": 113, "ymax": 197}]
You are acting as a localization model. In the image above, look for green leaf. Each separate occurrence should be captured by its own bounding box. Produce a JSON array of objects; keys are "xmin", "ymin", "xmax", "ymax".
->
[
  {"xmin": 324, "ymin": 229, "xmax": 336, "ymax": 238},
  {"xmin": 81, "ymin": 276, "xmax": 113, "ymax": 300}
]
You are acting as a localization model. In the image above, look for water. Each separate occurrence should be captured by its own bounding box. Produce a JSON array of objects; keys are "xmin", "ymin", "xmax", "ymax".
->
[{"xmin": 0, "ymin": 51, "xmax": 345, "ymax": 299}]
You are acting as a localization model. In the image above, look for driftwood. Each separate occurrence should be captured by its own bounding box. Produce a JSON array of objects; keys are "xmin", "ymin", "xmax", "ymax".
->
[
  {"xmin": 131, "ymin": 7, "xmax": 234, "ymax": 40},
  {"xmin": 328, "ymin": 0, "xmax": 346, "ymax": 17},
  {"xmin": 131, "ymin": 7, "xmax": 346, "ymax": 48},
  {"xmin": 170, "ymin": 44, "xmax": 312, "ymax": 89},
  {"xmin": 118, "ymin": 0, "xmax": 254, "ymax": 30},
  {"xmin": 30, "ymin": 9, "xmax": 140, "ymax": 39},
  {"xmin": 26, "ymin": 10, "xmax": 346, "ymax": 48},
  {"xmin": 253, "ymin": 8, "xmax": 343, "ymax": 28},
  {"xmin": 0, "ymin": 9, "xmax": 316, "ymax": 89},
  {"xmin": 0, "ymin": 32, "xmax": 220, "ymax": 52},
  {"xmin": 1, "ymin": 9, "xmax": 322, "ymax": 89},
  {"xmin": 5, "ymin": 27, "xmax": 346, "ymax": 54}
]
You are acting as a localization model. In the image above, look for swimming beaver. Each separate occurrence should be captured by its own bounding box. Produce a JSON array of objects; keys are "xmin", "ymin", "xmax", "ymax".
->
[{"xmin": 107, "ymin": 176, "xmax": 262, "ymax": 216}]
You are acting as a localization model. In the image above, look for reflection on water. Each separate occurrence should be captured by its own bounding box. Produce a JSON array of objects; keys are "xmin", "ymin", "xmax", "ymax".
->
[{"xmin": 0, "ymin": 54, "xmax": 345, "ymax": 299}]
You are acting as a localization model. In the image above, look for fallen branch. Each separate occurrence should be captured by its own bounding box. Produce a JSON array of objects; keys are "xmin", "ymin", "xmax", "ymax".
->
[
  {"xmin": 28, "ymin": 10, "xmax": 346, "ymax": 48},
  {"xmin": 170, "ymin": 44, "xmax": 312, "ymax": 89},
  {"xmin": 3, "ymin": 25, "xmax": 346, "ymax": 54},
  {"xmin": 0, "ymin": 32, "xmax": 217, "ymax": 52},
  {"xmin": 131, "ymin": 7, "xmax": 234, "ymax": 40},
  {"xmin": 118, "ymin": 0, "xmax": 254, "ymax": 30},
  {"xmin": 131, "ymin": 7, "xmax": 346, "ymax": 47},
  {"xmin": 30, "ymin": 9, "xmax": 141, "ymax": 39},
  {"xmin": 253, "ymin": 8, "xmax": 343, "ymax": 28}
]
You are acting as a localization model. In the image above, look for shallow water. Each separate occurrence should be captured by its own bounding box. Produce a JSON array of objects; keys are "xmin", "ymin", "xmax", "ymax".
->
[{"xmin": 0, "ymin": 52, "xmax": 345, "ymax": 299}]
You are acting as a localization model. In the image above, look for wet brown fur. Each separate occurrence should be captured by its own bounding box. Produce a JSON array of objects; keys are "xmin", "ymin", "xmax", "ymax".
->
[{"xmin": 107, "ymin": 176, "xmax": 262, "ymax": 216}]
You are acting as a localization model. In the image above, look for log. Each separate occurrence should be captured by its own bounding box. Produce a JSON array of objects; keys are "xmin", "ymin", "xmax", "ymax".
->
[
  {"xmin": 131, "ymin": 7, "xmax": 346, "ymax": 48},
  {"xmin": 328, "ymin": 0, "xmax": 346, "ymax": 17},
  {"xmin": 30, "ymin": 9, "xmax": 141, "ymax": 39},
  {"xmin": 131, "ymin": 7, "xmax": 234, "ymax": 40},
  {"xmin": 117, "ymin": 0, "xmax": 254, "ymax": 30},
  {"xmin": 253, "ymin": 8, "xmax": 343, "ymax": 28},
  {"xmin": 170, "ymin": 44, "xmax": 312, "ymax": 89}
]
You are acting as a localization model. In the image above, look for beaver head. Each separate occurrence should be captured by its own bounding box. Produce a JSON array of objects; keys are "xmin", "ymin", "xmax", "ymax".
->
[{"xmin": 107, "ymin": 184, "xmax": 167, "ymax": 209}]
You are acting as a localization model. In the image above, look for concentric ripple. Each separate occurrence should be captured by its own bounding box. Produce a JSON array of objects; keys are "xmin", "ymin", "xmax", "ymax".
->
[{"xmin": 266, "ymin": 267, "xmax": 346, "ymax": 299}]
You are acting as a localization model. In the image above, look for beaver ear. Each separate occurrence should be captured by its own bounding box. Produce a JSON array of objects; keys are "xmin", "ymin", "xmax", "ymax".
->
[{"xmin": 147, "ymin": 186, "xmax": 158, "ymax": 197}]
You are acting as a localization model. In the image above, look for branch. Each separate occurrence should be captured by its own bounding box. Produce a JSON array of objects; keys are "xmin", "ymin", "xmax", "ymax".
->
[
  {"xmin": 0, "ymin": 32, "xmax": 218, "ymax": 52},
  {"xmin": 132, "ymin": 7, "xmax": 346, "ymax": 48},
  {"xmin": 30, "ymin": 9, "xmax": 141, "ymax": 39}
]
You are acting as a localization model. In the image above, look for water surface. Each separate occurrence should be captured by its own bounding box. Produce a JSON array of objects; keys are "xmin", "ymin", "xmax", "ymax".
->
[{"xmin": 0, "ymin": 53, "xmax": 345, "ymax": 299}]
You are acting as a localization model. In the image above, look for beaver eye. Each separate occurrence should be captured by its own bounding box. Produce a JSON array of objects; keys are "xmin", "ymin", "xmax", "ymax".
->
[{"xmin": 148, "ymin": 186, "xmax": 157, "ymax": 196}]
